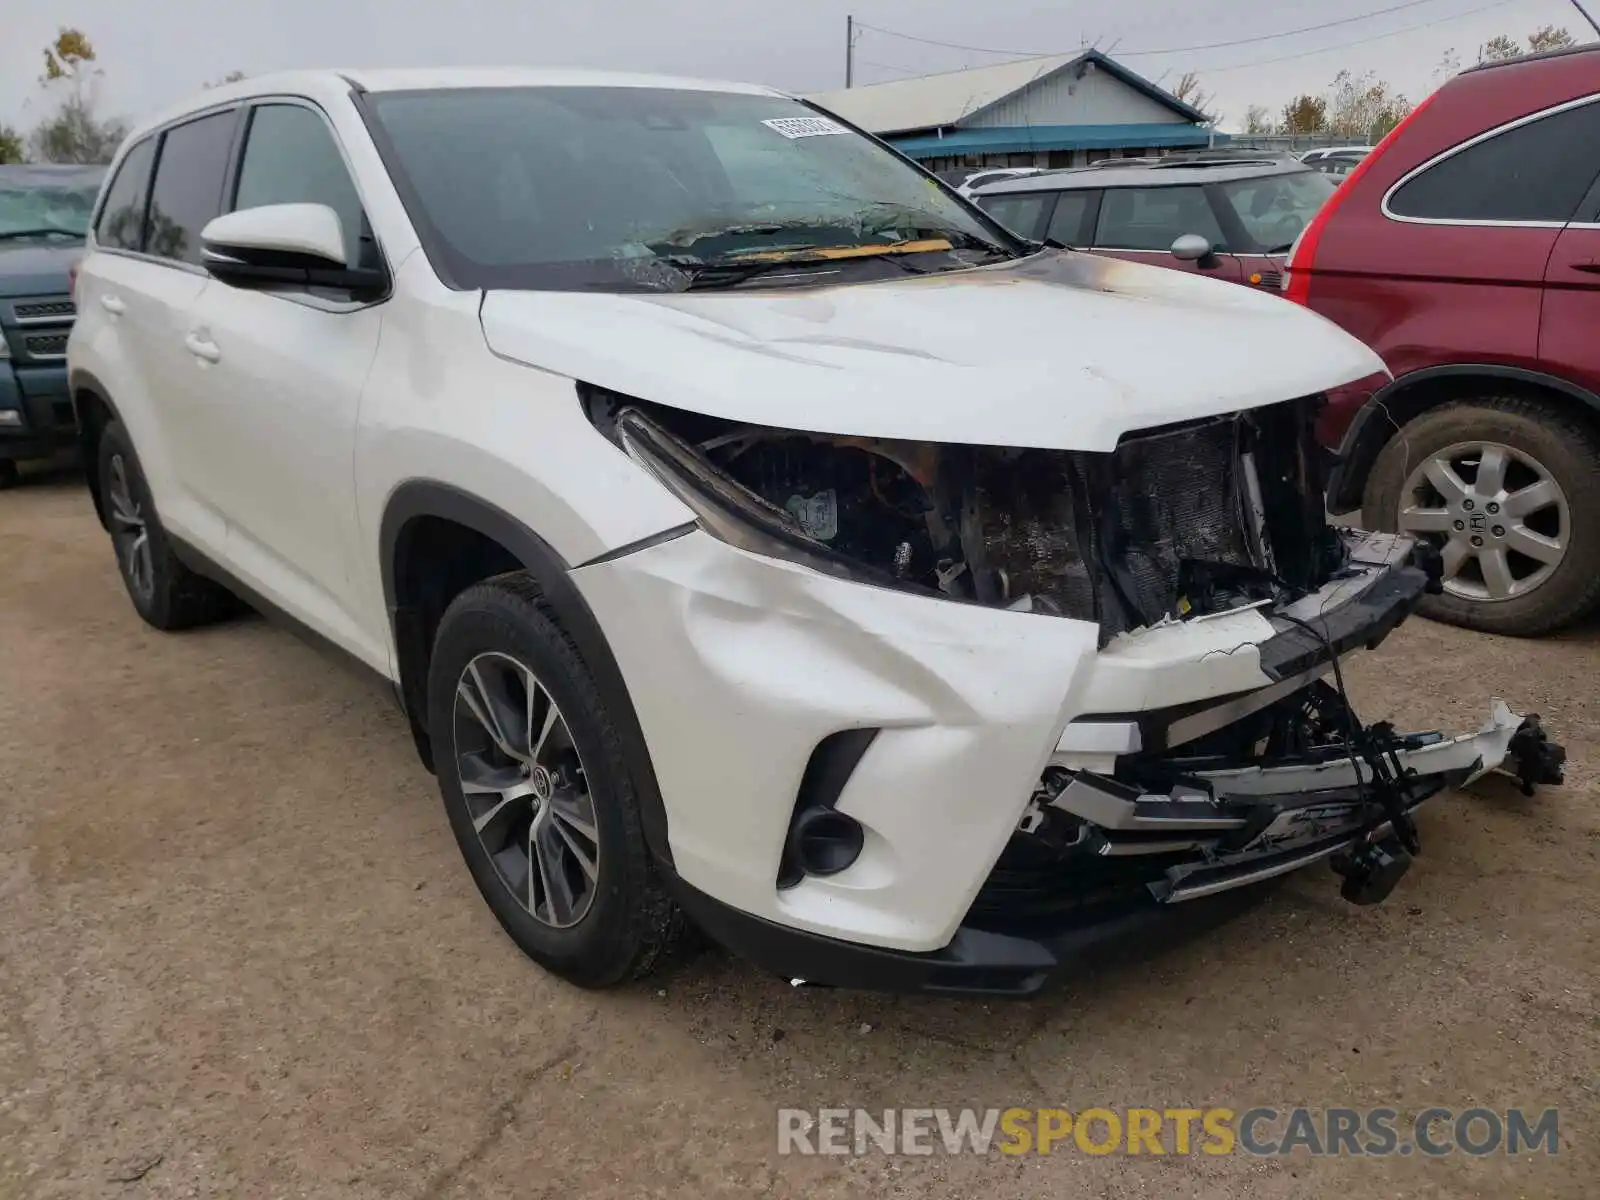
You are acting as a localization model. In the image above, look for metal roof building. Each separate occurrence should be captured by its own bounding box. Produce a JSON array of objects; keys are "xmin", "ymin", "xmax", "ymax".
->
[{"xmin": 810, "ymin": 50, "xmax": 1226, "ymax": 172}]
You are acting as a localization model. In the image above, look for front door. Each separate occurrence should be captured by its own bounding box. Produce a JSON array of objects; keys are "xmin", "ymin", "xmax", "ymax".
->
[
  {"xmin": 184, "ymin": 100, "xmax": 388, "ymax": 667},
  {"xmin": 1088, "ymin": 184, "xmax": 1245, "ymax": 284}
]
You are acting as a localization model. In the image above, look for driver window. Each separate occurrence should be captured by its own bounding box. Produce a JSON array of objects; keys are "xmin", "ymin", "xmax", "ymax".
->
[
  {"xmin": 232, "ymin": 103, "xmax": 371, "ymax": 267},
  {"xmin": 1093, "ymin": 185, "xmax": 1225, "ymax": 252}
]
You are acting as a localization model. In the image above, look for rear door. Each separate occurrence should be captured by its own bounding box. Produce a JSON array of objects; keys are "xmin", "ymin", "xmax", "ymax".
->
[
  {"xmin": 1307, "ymin": 84, "xmax": 1600, "ymax": 383},
  {"xmin": 84, "ymin": 110, "xmax": 240, "ymax": 553},
  {"xmin": 1089, "ymin": 184, "xmax": 1244, "ymax": 283},
  {"xmin": 1538, "ymin": 102, "xmax": 1600, "ymax": 397}
]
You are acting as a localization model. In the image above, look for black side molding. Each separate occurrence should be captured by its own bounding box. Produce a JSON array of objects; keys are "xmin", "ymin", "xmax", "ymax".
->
[{"xmin": 166, "ymin": 533, "xmax": 398, "ymax": 702}]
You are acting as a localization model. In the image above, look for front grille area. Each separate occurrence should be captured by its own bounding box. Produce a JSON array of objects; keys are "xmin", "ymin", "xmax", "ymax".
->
[
  {"xmin": 1102, "ymin": 417, "xmax": 1253, "ymax": 632},
  {"xmin": 21, "ymin": 331, "xmax": 69, "ymax": 359},
  {"xmin": 11, "ymin": 297, "xmax": 75, "ymax": 321}
]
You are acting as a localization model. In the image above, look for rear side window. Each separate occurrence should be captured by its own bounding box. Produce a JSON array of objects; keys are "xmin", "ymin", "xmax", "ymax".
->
[
  {"xmin": 233, "ymin": 104, "xmax": 369, "ymax": 266},
  {"xmin": 146, "ymin": 110, "xmax": 238, "ymax": 264},
  {"xmin": 978, "ymin": 192, "xmax": 1050, "ymax": 238},
  {"xmin": 1094, "ymin": 185, "xmax": 1226, "ymax": 251},
  {"xmin": 96, "ymin": 138, "xmax": 156, "ymax": 251},
  {"xmin": 1388, "ymin": 97, "xmax": 1600, "ymax": 223},
  {"xmin": 1045, "ymin": 191, "xmax": 1095, "ymax": 244}
]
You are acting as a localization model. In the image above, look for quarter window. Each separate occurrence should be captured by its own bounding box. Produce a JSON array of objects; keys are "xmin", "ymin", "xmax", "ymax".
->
[
  {"xmin": 1093, "ymin": 186, "xmax": 1226, "ymax": 252},
  {"xmin": 146, "ymin": 111, "xmax": 238, "ymax": 264},
  {"xmin": 1388, "ymin": 98, "xmax": 1600, "ymax": 223},
  {"xmin": 233, "ymin": 104, "xmax": 369, "ymax": 266},
  {"xmin": 96, "ymin": 137, "xmax": 156, "ymax": 251}
]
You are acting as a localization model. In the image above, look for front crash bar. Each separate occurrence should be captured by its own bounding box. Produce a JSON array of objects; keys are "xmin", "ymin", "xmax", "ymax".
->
[{"xmin": 1045, "ymin": 701, "xmax": 1564, "ymax": 905}]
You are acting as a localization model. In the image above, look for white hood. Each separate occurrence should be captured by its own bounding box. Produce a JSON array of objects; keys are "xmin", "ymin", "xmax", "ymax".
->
[{"xmin": 479, "ymin": 251, "xmax": 1385, "ymax": 451}]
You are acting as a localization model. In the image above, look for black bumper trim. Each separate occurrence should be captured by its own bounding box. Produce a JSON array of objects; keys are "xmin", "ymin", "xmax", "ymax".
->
[
  {"xmin": 669, "ymin": 875, "xmax": 1272, "ymax": 997},
  {"xmin": 1257, "ymin": 564, "xmax": 1431, "ymax": 680}
]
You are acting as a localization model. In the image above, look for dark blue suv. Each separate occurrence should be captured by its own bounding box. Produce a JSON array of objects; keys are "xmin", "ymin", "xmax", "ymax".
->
[{"xmin": 0, "ymin": 164, "xmax": 104, "ymax": 488}]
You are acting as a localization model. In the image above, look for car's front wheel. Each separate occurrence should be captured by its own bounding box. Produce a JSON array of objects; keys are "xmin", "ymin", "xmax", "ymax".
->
[
  {"xmin": 427, "ymin": 572, "xmax": 688, "ymax": 987},
  {"xmin": 1363, "ymin": 396, "xmax": 1600, "ymax": 636}
]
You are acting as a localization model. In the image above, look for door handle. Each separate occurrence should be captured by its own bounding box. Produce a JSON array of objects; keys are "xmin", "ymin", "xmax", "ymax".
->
[
  {"xmin": 184, "ymin": 332, "xmax": 221, "ymax": 363},
  {"xmin": 99, "ymin": 295, "xmax": 126, "ymax": 315},
  {"xmin": 1572, "ymin": 261, "xmax": 1600, "ymax": 275}
]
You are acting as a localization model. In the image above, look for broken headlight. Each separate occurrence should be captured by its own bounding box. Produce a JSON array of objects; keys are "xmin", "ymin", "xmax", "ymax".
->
[{"xmin": 613, "ymin": 405, "xmax": 945, "ymax": 594}]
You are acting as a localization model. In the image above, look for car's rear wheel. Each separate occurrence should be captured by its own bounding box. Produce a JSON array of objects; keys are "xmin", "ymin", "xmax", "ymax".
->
[
  {"xmin": 1363, "ymin": 396, "xmax": 1600, "ymax": 635},
  {"xmin": 0, "ymin": 461, "xmax": 18, "ymax": 490},
  {"xmin": 427, "ymin": 571, "xmax": 688, "ymax": 987},
  {"xmin": 97, "ymin": 420, "xmax": 237, "ymax": 630}
]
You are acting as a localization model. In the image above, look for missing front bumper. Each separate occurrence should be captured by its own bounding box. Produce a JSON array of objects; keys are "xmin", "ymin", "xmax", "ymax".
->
[{"xmin": 1029, "ymin": 700, "xmax": 1564, "ymax": 906}]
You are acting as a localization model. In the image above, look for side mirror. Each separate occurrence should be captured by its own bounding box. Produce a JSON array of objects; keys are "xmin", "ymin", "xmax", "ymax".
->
[
  {"xmin": 200, "ymin": 203, "xmax": 386, "ymax": 295},
  {"xmin": 1170, "ymin": 233, "xmax": 1215, "ymax": 263}
]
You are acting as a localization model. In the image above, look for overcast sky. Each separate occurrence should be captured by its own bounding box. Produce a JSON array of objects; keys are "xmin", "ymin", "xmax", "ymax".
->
[{"xmin": 2, "ymin": 0, "xmax": 1592, "ymax": 135}]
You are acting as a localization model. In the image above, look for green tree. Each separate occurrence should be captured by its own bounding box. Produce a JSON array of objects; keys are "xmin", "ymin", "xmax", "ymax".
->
[
  {"xmin": 1477, "ymin": 34, "xmax": 1524, "ymax": 63},
  {"xmin": 29, "ymin": 28, "xmax": 128, "ymax": 164},
  {"xmin": 1526, "ymin": 25, "xmax": 1576, "ymax": 53},
  {"xmin": 1281, "ymin": 94, "xmax": 1328, "ymax": 135},
  {"xmin": 0, "ymin": 123, "xmax": 24, "ymax": 164}
]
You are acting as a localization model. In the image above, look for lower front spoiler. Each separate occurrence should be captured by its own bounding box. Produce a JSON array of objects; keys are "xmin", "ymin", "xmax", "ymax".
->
[
  {"xmin": 673, "ymin": 702, "xmax": 1563, "ymax": 997},
  {"xmin": 670, "ymin": 872, "xmax": 1275, "ymax": 998}
]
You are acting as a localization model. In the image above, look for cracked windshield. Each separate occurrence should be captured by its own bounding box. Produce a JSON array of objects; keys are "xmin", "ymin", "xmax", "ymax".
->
[{"xmin": 368, "ymin": 86, "xmax": 1018, "ymax": 290}]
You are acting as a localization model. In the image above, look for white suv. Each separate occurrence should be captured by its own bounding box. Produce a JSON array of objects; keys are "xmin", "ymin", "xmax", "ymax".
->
[{"xmin": 68, "ymin": 69, "xmax": 1563, "ymax": 995}]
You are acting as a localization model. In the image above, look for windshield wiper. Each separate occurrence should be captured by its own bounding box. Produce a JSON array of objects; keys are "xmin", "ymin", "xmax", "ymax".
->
[
  {"xmin": 0, "ymin": 227, "xmax": 81, "ymax": 242},
  {"xmin": 667, "ymin": 244, "xmax": 961, "ymax": 292}
]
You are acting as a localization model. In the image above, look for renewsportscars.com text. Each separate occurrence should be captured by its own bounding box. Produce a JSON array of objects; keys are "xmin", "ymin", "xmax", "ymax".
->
[{"xmin": 777, "ymin": 1106, "xmax": 1560, "ymax": 1158}]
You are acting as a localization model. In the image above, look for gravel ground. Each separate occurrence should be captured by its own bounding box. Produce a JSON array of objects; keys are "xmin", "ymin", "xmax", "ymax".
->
[{"xmin": 1, "ymin": 466, "xmax": 1596, "ymax": 1200}]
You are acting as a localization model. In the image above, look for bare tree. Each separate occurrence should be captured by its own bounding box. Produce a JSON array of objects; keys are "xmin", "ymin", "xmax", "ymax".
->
[
  {"xmin": 1326, "ymin": 69, "xmax": 1411, "ymax": 140},
  {"xmin": 1242, "ymin": 104, "xmax": 1274, "ymax": 135},
  {"xmin": 1433, "ymin": 47, "xmax": 1463, "ymax": 83},
  {"xmin": 204, "ymin": 70, "xmax": 248, "ymax": 89},
  {"xmin": 1172, "ymin": 72, "xmax": 1215, "ymax": 119},
  {"xmin": 28, "ymin": 28, "xmax": 127, "ymax": 164}
]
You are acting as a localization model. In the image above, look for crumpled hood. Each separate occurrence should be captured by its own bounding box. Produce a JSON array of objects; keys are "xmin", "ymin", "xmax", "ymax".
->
[{"xmin": 480, "ymin": 250, "xmax": 1385, "ymax": 451}]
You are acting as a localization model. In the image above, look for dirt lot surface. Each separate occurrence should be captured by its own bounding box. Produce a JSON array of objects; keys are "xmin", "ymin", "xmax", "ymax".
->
[{"xmin": 1, "ymin": 467, "xmax": 1596, "ymax": 1199}]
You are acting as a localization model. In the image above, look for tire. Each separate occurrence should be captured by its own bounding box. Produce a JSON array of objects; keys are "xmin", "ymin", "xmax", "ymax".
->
[
  {"xmin": 97, "ymin": 420, "xmax": 237, "ymax": 630},
  {"xmin": 427, "ymin": 571, "xmax": 689, "ymax": 988},
  {"xmin": 0, "ymin": 461, "xmax": 18, "ymax": 490},
  {"xmin": 1362, "ymin": 396, "xmax": 1600, "ymax": 636}
]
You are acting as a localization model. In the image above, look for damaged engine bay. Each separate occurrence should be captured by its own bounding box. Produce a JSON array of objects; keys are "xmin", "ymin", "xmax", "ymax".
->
[
  {"xmin": 588, "ymin": 389, "xmax": 1347, "ymax": 640},
  {"xmin": 585, "ymin": 387, "xmax": 1566, "ymax": 916}
]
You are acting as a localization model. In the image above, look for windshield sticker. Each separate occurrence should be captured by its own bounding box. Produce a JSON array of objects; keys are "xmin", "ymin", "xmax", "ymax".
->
[{"xmin": 762, "ymin": 116, "xmax": 848, "ymax": 140}]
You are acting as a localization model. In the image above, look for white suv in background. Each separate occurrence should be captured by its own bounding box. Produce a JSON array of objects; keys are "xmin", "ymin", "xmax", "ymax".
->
[{"xmin": 68, "ymin": 69, "xmax": 1563, "ymax": 996}]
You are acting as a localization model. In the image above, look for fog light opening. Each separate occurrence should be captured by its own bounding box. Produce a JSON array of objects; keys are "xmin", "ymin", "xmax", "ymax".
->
[{"xmin": 789, "ymin": 807, "xmax": 865, "ymax": 878}]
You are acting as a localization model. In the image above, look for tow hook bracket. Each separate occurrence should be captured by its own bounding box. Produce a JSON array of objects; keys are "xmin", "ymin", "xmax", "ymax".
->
[
  {"xmin": 1506, "ymin": 715, "xmax": 1565, "ymax": 796},
  {"xmin": 1332, "ymin": 837, "xmax": 1412, "ymax": 906}
]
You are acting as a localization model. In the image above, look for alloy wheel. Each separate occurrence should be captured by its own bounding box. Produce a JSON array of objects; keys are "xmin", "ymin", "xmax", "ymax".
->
[
  {"xmin": 106, "ymin": 454, "xmax": 155, "ymax": 603},
  {"xmin": 1395, "ymin": 440, "xmax": 1568, "ymax": 603},
  {"xmin": 452, "ymin": 651, "xmax": 600, "ymax": 929}
]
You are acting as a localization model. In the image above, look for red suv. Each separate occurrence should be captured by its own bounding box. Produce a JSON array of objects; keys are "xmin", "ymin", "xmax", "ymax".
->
[{"xmin": 1290, "ymin": 44, "xmax": 1600, "ymax": 636}]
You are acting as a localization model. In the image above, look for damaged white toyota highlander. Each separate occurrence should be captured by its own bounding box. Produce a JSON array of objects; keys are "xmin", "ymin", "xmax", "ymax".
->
[{"xmin": 69, "ymin": 69, "xmax": 1564, "ymax": 995}]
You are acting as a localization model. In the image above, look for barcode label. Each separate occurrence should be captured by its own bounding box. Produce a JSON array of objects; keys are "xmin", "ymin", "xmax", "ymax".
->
[{"xmin": 762, "ymin": 116, "xmax": 848, "ymax": 140}]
